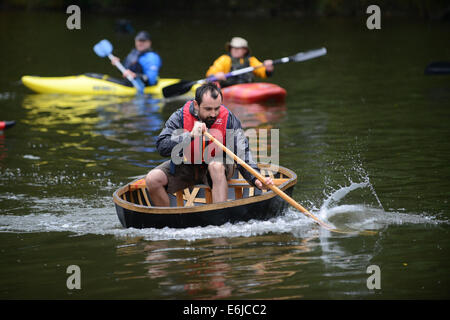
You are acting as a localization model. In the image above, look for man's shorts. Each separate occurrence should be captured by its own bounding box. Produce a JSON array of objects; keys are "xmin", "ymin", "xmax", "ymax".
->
[{"xmin": 153, "ymin": 160, "xmax": 236, "ymax": 194}]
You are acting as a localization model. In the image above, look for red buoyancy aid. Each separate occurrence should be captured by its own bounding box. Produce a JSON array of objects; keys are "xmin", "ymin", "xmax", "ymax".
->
[{"xmin": 182, "ymin": 100, "xmax": 229, "ymax": 164}]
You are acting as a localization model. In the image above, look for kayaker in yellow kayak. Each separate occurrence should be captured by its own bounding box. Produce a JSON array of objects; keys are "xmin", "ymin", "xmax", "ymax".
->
[
  {"xmin": 110, "ymin": 31, "xmax": 162, "ymax": 86},
  {"xmin": 206, "ymin": 37, "xmax": 274, "ymax": 87}
]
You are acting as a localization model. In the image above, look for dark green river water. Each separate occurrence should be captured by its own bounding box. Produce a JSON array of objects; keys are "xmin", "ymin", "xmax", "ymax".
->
[{"xmin": 0, "ymin": 11, "xmax": 449, "ymax": 300}]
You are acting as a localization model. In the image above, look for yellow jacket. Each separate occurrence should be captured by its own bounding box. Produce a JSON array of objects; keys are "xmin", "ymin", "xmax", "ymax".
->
[{"xmin": 206, "ymin": 54, "xmax": 269, "ymax": 79}]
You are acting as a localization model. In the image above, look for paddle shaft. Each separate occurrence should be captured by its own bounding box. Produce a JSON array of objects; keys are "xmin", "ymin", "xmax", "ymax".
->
[
  {"xmin": 188, "ymin": 54, "xmax": 308, "ymax": 85},
  {"xmin": 203, "ymin": 131, "xmax": 335, "ymax": 231},
  {"xmin": 162, "ymin": 47, "xmax": 327, "ymax": 98},
  {"xmin": 107, "ymin": 54, "xmax": 144, "ymax": 92}
]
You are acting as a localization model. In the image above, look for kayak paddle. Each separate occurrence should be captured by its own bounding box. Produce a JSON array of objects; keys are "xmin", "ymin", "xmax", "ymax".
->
[
  {"xmin": 93, "ymin": 39, "xmax": 145, "ymax": 94},
  {"xmin": 162, "ymin": 47, "xmax": 327, "ymax": 98}
]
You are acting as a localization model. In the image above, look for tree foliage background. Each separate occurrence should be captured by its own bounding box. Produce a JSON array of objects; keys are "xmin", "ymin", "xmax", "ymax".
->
[{"xmin": 1, "ymin": 0, "xmax": 449, "ymax": 20}]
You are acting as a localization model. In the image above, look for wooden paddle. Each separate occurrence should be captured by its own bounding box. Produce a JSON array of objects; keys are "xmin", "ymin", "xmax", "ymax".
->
[
  {"xmin": 162, "ymin": 47, "xmax": 327, "ymax": 98},
  {"xmin": 93, "ymin": 39, "xmax": 145, "ymax": 94},
  {"xmin": 203, "ymin": 131, "xmax": 377, "ymax": 235}
]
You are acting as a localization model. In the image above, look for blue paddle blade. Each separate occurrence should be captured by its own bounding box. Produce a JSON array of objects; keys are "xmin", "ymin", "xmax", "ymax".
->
[{"xmin": 93, "ymin": 39, "xmax": 113, "ymax": 57}]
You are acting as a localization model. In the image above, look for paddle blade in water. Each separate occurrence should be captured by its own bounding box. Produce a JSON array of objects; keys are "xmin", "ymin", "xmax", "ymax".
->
[
  {"xmin": 162, "ymin": 80, "xmax": 195, "ymax": 98},
  {"xmin": 132, "ymin": 77, "xmax": 145, "ymax": 95},
  {"xmin": 93, "ymin": 39, "xmax": 113, "ymax": 58}
]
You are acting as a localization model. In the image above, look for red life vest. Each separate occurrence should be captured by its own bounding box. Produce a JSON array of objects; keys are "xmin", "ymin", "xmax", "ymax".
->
[{"xmin": 182, "ymin": 100, "xmax": 229, "ymax": 164}]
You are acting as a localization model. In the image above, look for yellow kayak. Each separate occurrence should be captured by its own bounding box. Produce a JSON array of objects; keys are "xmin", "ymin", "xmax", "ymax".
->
[{"xmin": 21, "ymin": 73, "xmax": 197, "ymax": 97}]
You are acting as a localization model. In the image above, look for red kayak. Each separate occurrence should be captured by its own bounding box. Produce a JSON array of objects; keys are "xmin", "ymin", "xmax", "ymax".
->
[
  {"xmin": 0, "ymin": 121, "xmax": 16, "ymax": 130},
  {"xmin": 222, "ymin": 83, "xmax": 286, "ymax": 104}
]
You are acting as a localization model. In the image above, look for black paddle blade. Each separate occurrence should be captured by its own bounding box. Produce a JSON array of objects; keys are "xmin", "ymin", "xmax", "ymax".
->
[
  {"xmin": 162, "ymin": 80, "xmax": 195, "ymax": 98},
  {"xmin": 425, "ymin": 61, "xmax": 450, "ymax": 75}
]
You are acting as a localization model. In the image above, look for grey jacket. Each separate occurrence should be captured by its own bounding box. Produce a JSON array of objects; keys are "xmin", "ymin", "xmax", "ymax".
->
[{"xmin": 156, "ymin": 100, "xmax": 260, "ymax": 187}]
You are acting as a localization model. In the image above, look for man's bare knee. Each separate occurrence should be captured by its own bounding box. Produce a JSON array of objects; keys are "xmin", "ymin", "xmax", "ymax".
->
[
  {"xmin": 145, "ymin": 169, "xmax": 168, "ymax": 191},
  {"xmin": 208, "ymin": 161, "xmax": 225, "ymax": 177}
]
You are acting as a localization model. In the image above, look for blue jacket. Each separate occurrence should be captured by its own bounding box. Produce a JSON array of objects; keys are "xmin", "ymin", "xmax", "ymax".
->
[{"xmin": 124, "ymin": 49, "xmax": 162, "ymax": 86}]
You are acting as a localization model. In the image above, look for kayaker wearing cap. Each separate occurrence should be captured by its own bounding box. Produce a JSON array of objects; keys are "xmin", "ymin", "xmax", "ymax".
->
[
  {"xmin": 206, "ymin": 37, "xmax": 274, "ymax": 87},
  {"xmin": 145, "ymin": 82, "xmax": 273, "ymax": 206},
  {"xmin": 110, "ymin": 31, "xmax": 162, "ymax": 86}
]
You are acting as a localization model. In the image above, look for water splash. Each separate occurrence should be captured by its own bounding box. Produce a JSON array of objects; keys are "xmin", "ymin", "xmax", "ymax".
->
[
  {"xmin": 318, "ymin": 181, "xmax": 370, "ymax": 218},
  {"xmin": 0, "ymin": 196, "xmax": 444, "ymax": 242},
  {"xmin": 0, "ymin": 166, "xmax": 446, "ymax": 240},
  {"xmin": 0, "ymin": 204, "xmax": 316, "ymax": 241},
  {"xmin": 312, "ymin": 175, "xmax": 445, "ymax": 233}
]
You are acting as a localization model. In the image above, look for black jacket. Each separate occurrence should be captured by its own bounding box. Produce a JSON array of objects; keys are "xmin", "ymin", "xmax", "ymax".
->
[{"xmin": 156, "ymin": 101, "xmax": 260, "ymax": 187}]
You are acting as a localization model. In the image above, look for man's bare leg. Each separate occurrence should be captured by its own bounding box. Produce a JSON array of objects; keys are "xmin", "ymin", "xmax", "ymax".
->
[
  {"xmin": 208, "ymin": 161, "xmax": 228, "ymax": 203},
  {"xmin": 145, "ymin": 169, "xmax": 169, "ymax": 207}
]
